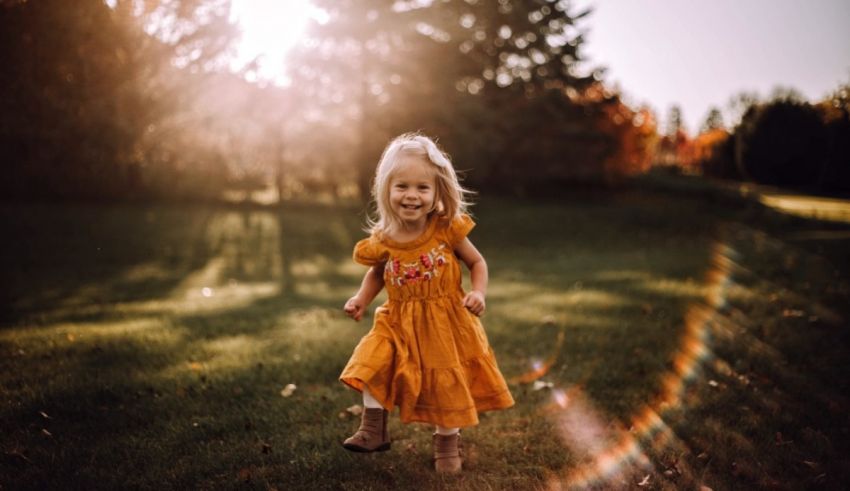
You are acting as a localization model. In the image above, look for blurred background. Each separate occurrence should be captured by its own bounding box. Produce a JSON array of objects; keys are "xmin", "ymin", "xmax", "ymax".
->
[{"xmin": 2, "ymin": 0, "xmax": 848, "ymax": 204}]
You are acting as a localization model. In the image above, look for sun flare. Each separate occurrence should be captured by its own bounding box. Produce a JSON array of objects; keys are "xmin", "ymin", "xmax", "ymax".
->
[{"xmin": 229, "ymin": 0, "xmax": 322, "ymax": 83}]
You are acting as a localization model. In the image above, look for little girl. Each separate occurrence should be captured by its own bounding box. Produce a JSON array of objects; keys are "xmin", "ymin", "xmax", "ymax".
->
[{"xmin": 340, "ymin": 133, "xmax": 514, "ymax": 473}]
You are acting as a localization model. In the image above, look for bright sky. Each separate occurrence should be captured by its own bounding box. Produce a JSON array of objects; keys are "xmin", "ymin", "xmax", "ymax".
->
[
  {"xmin": 573, "ymin": 0, "xmax": 850, "ymax": 132},
  {"xmin": 228, "ymin": 0, "xmax": 322, "ymax": 83}
]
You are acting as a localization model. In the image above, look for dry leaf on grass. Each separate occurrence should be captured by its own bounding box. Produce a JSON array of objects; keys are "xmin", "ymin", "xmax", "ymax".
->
[
  {"xmin": 637, "ymin": 474, "xmax": 650, "ymax": 487},
  {"xmin": 532, "ymin": 381, "xmax": 554, "ymax": 391},
  {"xmin": 346, "ymin": 404, "xmax": 363, "ymax": 416},
  {"xmin": 280, "ymin": 384, "xmax": 297, "ymax": 397}
]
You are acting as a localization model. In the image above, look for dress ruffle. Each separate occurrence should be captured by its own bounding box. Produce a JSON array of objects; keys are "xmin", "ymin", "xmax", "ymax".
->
[{"xmin": 340, "ymin": 327, "xmax": 513, "ymax": 427}]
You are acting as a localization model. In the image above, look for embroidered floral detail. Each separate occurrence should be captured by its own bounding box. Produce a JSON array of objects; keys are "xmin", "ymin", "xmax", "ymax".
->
[{"xmin": 385, "ymin": 243, "xmax": 448, "ymax": 287}]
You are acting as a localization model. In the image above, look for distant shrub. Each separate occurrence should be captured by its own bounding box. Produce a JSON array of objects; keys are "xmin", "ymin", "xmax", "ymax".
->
[{"xmin": 734, "ymin": 100, "xmax": 829, "ymax": 188}]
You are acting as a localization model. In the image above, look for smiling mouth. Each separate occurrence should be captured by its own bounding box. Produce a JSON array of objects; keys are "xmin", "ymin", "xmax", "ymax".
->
[{"xmin": 401, "ymin": 204, "xmax": 421, "ymax": 211}]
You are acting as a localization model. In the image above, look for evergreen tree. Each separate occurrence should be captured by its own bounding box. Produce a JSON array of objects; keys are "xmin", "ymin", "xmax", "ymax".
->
[
  {"xmin": 700, "ymin": 106, "xmax": 724, "ymax": 132},
  {"xmin": 294, "ymin": 0, "xmax": 607, "ymax": 196},
  {"xmin": 666, "ymin": 105, "xmax": 685, "ymax": 137}
]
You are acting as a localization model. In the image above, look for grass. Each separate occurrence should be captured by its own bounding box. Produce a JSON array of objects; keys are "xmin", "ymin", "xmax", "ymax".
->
[{"xmin": 1, "ymin": 185, "xmax": 849, "ymax": 490}]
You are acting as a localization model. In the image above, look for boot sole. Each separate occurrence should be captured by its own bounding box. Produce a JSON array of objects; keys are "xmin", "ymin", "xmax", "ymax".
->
[{"xmin": 342, "ymin": 442, "xmax": 391, "ymax": 453}]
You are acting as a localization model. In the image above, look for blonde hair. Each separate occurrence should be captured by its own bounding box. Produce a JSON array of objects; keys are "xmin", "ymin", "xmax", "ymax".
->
[{"xmin": 368, "ymin": 133, "xmax": 473, "ymax": 234}]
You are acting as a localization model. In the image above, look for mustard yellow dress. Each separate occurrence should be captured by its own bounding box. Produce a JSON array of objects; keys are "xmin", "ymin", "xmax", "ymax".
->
[{"xmin": 340, "ymin": 213, "xmax": 514, "ymax": 428}]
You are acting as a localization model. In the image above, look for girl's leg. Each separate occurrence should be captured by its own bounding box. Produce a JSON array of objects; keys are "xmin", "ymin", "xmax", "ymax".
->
[
  {"xmin": 433, "ymin": 426, "xmax": 462, "ymax": 473},
  {"xmin": 343, "ymin": 387, "xmax": 390, "ymax": 452},
  {"xmin": 435, "ymin": 425, "xmax": 459, "ymax": 435},
  {"xmin": 362, "ymin": 387, "xmax": 383, "ymax": 409}
]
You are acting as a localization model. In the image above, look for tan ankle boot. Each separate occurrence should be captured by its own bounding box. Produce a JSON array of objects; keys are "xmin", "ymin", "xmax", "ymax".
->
[
  {"xmin": 433, "ymin": 432, "xmax": 462, "ymax": 474},
  {"xmin": 342, "ymin": 408, "xmax": 390, "ymax": 452}
]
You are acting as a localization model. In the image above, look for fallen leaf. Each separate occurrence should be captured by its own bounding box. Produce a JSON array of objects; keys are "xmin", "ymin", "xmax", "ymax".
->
[
  {"xmin": 346, "ymin": 404, "xmax": 363, "ymax": 416},
  {"xmin": 39, "ymin": 411, "xmax": 52, "ymax": 420},
  {"xmin": 532, "ymin": 380, "xmax": 554, "ymax": 391},
  {"xmin": 637, "ymin": 474, "xmax": 650, "ymax": 487},
  {"xmin": 280, "ymin": 384, "xmax": 297, "ymax": 397},
  {"xmin": 708, "ymin": 380, "xmax": 719, "ymax": 387},
  {"xmin": 782, "ymin": 309, "xmax": 804, "ymax": 318},
  {"xmin": 188, "ymin": 362, "xmax": 203, "ymax": 371},
  {"xmin": 41, "ymin": 429, "xmax": 53, "ymax": 437}
]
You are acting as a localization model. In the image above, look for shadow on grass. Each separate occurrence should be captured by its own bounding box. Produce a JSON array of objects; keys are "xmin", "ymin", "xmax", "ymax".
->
[{"xmin": 1, "ymin": 190, "xmax": 849, "ymax": 489}]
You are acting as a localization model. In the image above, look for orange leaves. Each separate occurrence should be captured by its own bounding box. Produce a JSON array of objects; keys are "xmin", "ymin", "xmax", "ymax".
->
[
  {"xmin": 691, "ymin": 129, "xmax": 730, "ymax": 167},
  {"xmin": 595, "ymin": 92, "xmax": 659, "ymax": 180}
]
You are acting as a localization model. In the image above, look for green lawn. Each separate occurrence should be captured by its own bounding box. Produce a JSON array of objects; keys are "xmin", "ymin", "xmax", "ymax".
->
[{"xmin": 1, "ymin": 186, "xmax": 849, "ymax": 490}]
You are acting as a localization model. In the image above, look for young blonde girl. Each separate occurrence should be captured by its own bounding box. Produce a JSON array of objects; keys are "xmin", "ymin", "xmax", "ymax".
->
[{"xmin": 340, "ymin": 133, "xmax": 514, "ymax": 473}]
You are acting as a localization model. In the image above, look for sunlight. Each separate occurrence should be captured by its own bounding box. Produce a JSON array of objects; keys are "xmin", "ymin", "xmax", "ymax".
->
[
  {"xmin": 229, "ymin": 0, "xmax": 324, "ymax": 83},
  {"xmin": 545, "ymin": 240, "xmax": 735, "ymax": 488},
  {"xmin": 757, "ymin": 192, "xmax": 850, "ymax": 223}
]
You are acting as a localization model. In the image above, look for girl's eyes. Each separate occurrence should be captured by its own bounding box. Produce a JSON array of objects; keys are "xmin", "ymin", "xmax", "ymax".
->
[{"xmin": 393, "ymin": 183, "xmax": 431, "ymax": 191}]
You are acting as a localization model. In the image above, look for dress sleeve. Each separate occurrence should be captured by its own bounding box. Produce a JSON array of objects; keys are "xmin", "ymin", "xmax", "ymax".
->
[
  {"xmin": 445, "ymin": 213, "xmax": 476, "ymax": 247},
  {"xmin": 352, "ymin": 236, "xmax": 387, "ymax": 266}
]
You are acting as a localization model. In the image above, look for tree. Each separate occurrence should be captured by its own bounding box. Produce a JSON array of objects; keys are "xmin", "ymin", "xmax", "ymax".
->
[
  {"xmin": 700, "ymin": 106, "xmax": 724, "ymax": 132},
  {"xmin": 735, "ymin": 99, "xmax": 828, "ymax": 188},
  {"xmin": 724, "ymin": 91, "xmax": 760, "ymax": 130},
  {"xmin": 0, "ymin": 0, "xmax": 238, "ymax": 200},
  {"xmin": 817, "ymin": 82, "xmax": 850, "ymax": 190},
  {"xmin": 665, "ymin": 105, "xmax": 685, "ymax": 137},
  {"xmin": 293, "ymin": 0, "xmax": 609, "ymax": 198}
]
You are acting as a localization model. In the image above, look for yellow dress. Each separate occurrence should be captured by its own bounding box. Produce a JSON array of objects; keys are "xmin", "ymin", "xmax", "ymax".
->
[{"xmin": 340, "ymin": 213, "xmax": 514, "ymax": 428}]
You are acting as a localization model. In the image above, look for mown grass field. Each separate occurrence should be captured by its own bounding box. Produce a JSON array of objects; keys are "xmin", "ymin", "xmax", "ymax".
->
[{"xmin": 2, "ymin": 184, "xmax": 849, "ymax": 490}]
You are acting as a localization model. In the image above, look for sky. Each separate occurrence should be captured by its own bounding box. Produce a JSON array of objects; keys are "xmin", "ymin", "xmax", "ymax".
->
[{"xmin": 572, "ymin": 0, "xmax": 850, "ymax": 132}]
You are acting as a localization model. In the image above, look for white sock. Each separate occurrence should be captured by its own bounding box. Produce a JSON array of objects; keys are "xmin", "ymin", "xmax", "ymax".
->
[
  {"xmin": 435, "ymin": 425, "xmax": 459, "ymax": 435},
  {"xmin": 362, "ymin": 387, "xmax": 382, "ymax": 409}
]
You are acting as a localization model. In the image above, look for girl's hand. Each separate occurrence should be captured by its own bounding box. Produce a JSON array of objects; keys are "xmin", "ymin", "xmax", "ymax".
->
[
  {"xmin": 463, "ymin": 290, "xmax": 486, "ymax": 317},
  {"xmin": 344, "ymin": 296, "xmax": 366, "ymax": 321}
]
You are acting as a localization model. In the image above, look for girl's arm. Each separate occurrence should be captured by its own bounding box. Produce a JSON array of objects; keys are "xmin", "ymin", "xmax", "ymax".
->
[
  {"xmin": 454, "ymin": 237, "xmax": 488, "ymax": 316},
  {"xmin": 343, "ymin": 262, "xmax": 386, "ymax": 321}
]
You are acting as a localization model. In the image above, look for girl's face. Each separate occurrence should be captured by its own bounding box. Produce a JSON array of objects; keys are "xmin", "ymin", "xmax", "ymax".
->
[{"xmin": 388, "ymin": 156, "xmax": 436, "ymax": 230}]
